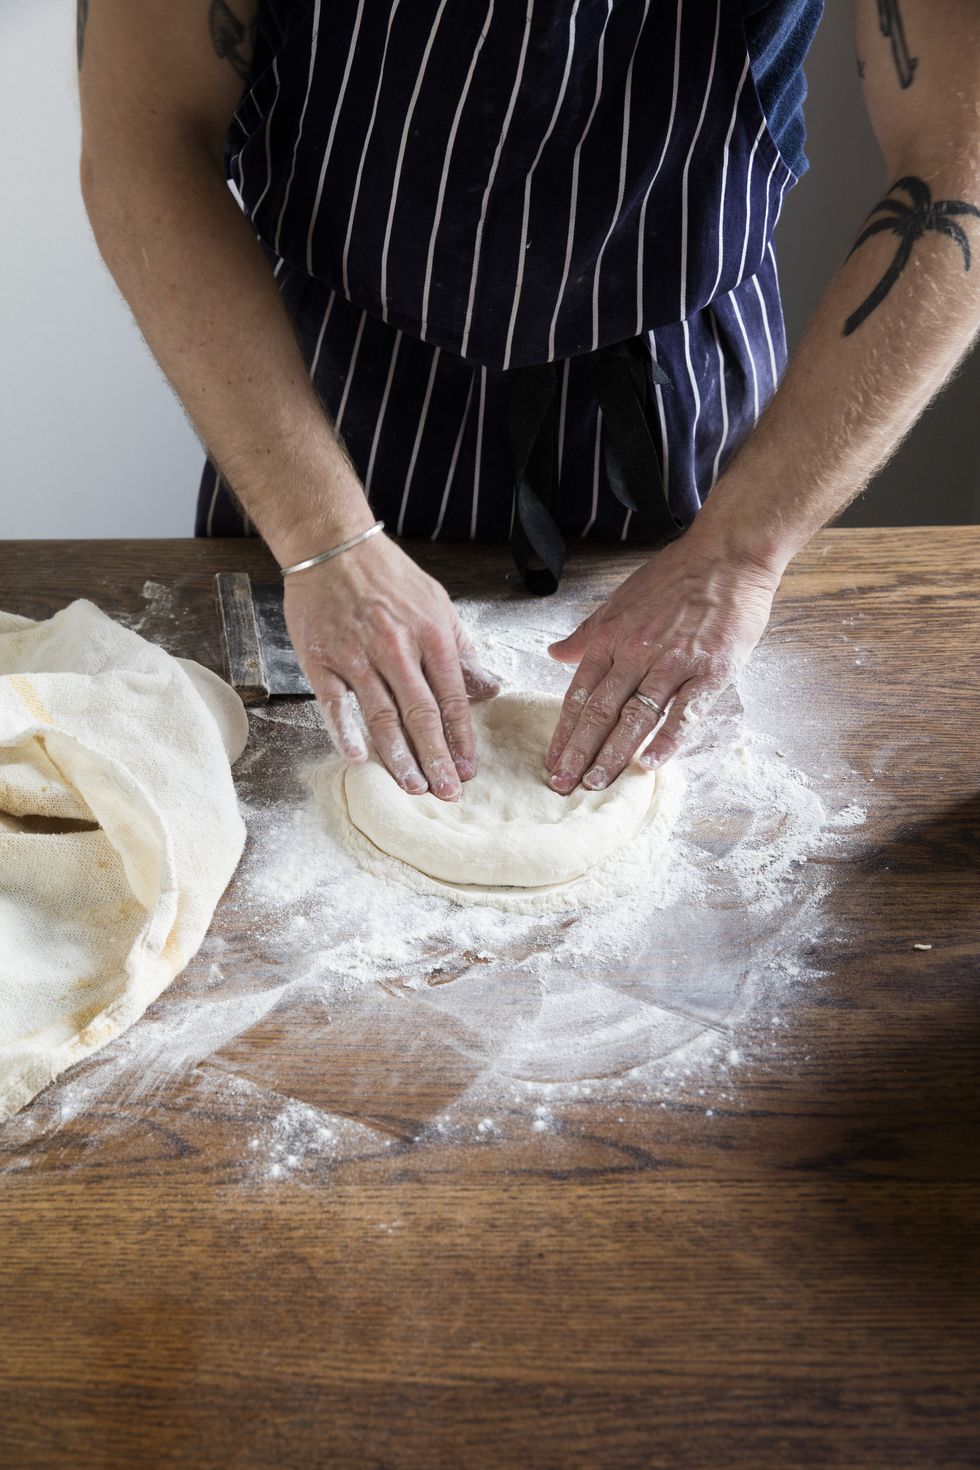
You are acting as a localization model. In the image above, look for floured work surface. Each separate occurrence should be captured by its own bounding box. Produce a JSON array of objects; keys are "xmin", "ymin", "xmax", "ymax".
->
[{"xmin": 1, "ymin": 534, "xmax": 978, "ymax": 1470}]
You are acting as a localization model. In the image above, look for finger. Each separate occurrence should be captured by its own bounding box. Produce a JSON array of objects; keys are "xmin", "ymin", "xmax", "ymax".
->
[
  {"xmin": 580, "ymin": 681, "xmax": 677, "ymax": 791},
  {"xmin": 383, "ymin": 644, "xmax": 462, "ymax": 802},
  {"xmin": 422, "ymin": 629, "xmax": 479, "ymax": 783},
  {"xmin": 549, "ymin": 664, "xmax": 671, "ymax": 795},
  {"xmin": 453, "ymin": 619, "xmax": 501, "ymax": 702},
  {"xmin": 547, "ymin": 610, "xmax": 599, "ymax": 665},
  {"xmin": 310, "ymin": 670, "xmax": 369, "ymax": 763},
  {"xmin": 637, "ymin": 678, "xmax": 721, "ymax": 771},
  {"xmin": 545, "ymin": 644, "xmax": 613, "ymax": 772},
  {"xmin": 353, "ymin": 670, "xmax": 429, "ymax": 794}
]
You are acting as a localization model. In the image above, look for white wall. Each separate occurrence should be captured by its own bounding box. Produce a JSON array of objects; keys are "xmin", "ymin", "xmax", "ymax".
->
[
  {"xmin": 0, "ymin": 0, "xmax": 203, "ymax": 538},
  {"xmin": 1, "ymin": 0, "xmax": 977, "ymax": 536}
]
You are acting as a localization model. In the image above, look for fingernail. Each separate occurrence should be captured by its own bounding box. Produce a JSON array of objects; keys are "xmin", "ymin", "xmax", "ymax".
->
[
  {"xmin": 405, "ymin": 773, "xmax": 428, "ymax": 794},
  {"xmin": 456, "ymin": 757, "xmax": 476, "ymax": 781},
  {"xmin": 583, "ymin": 767, "xmax": 607, "ymax": 790},
  {"xmin": 549, "ymin": 771, "xmax": 574, "ymax": 794},
  {"xmin": 639, "ymin": 752, "xmax": 661, "ymax": 770}
]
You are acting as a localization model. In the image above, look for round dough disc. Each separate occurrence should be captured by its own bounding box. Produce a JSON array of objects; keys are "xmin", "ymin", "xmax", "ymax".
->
[{"xmin": 343, "ymin": 692, "xmax": 660, "ymax": 889}]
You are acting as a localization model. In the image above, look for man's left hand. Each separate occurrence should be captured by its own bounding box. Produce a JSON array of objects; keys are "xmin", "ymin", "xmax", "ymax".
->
[{"xmin": 545, "ymin": 531, "xmax": 782, "ymax": 793}]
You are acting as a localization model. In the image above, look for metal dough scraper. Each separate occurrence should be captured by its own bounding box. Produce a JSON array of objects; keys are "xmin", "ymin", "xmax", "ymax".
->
[{"xmin": 214, "ymin": 573, "xmax": 312, "ymax": 704}]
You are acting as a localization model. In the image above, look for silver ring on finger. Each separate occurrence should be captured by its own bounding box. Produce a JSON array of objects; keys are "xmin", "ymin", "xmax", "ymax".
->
[{"xmin": 628, "ymin": 691, "xmax": 666, "ymax": 720}]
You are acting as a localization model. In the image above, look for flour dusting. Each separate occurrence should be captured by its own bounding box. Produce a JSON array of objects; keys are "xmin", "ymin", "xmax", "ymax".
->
[{"xmin": 1, "ymin": 592, "xmax": 870, "ymax": 1182}]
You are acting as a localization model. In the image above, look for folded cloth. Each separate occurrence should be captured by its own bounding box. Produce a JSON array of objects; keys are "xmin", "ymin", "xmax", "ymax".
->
[{"xmin": 0, "ymin": 600, "xmax": 248, "ymax": 1121}]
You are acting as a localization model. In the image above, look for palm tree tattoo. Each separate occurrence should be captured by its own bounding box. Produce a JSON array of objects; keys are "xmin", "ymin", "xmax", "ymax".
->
[
  {"xmin": 843, "ymin": 176, "xmax": 980, "ymax": 337},
  {"xmin": 77, "ymin": 0, "xmax": 90, "ymax": 70},
  {"xmin": 877, "ymin": 1, "xmax": 918, "ymax": 89}
]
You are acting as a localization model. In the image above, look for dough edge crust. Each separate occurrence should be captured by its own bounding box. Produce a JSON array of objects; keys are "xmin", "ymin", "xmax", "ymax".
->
[{"xmin": 342, "ymin": 692, "xmax": 661, "ymax": 889}]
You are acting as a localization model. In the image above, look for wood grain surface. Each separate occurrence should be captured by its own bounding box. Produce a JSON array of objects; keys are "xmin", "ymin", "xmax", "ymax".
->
[{"xmin": 0, "ymin": 531, "xmax": 978, "ymax": 1470}]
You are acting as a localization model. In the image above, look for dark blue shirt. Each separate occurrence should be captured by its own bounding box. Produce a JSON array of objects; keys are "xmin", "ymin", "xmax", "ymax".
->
[{"xmin": 744, "ymin": 0, "xmax": 824, "ymax": 179}]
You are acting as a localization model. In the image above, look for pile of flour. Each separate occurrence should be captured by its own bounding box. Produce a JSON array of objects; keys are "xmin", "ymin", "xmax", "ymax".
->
[{"xmin": 2, "ymin": 590, "xmax": 869, "ymax": 1181}]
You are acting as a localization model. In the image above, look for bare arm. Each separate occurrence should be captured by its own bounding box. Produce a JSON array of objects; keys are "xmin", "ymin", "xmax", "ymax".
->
[
  {"xmin": 697, "ymin": 0, "xmax": 980, "ymax": 571},
  {"xmin": 546, "ymin": 0, "xmax": 980, "ymax": 793},
  {"xmin": 79, "ymin": 1, "xmax": 497, "ymax": 798},
  {"xmin": 79, "ymin": 0, "xmax": 367, "ymax": 562}
]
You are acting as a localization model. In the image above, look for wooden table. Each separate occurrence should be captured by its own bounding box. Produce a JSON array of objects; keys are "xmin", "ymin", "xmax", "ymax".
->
[{"xmin": 1, "ymin": 530, "xmax": 978, "ymax": 1470}]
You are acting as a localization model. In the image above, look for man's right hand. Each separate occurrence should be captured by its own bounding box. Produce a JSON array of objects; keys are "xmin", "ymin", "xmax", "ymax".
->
[{"xmin": 284, "ymin": 532, "xmax": 499, "ymax": 800}]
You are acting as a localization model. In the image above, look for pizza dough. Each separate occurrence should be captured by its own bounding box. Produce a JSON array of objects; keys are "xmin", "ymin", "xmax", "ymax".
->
[{"xmin": 343, "ymin": 692, "xmax": 661, "ymax": 889}]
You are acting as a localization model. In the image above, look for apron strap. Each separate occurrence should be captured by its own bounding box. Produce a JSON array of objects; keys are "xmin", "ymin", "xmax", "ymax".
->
[
  {"xmin": 507, "ymin": 361, "xmax": 565, "ymax": 597},
  {"xmin": 588, "ymin": 336, "xmax": 680, "ymax": 540},
  {"xmin": 507, "ymin": 338, "xmax": 680, "ymax": 596}
]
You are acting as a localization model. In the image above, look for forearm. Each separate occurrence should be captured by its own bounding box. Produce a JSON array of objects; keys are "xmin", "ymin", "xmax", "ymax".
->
[
  {"xmin": 81, "ymin": 137, "xmax": 372, "ymax": 563},
  {"xmin": 693, "ymin": 148, "xmax": 980, "ymax": 573}
]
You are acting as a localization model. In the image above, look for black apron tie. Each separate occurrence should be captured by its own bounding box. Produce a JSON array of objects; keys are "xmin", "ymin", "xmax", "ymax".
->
[
  {"xmin": 507, "ymin": 360, "xmax": 565, "ymax": 597},
  {"xmin": 507, "ymin": 336, "xmax": 681, "ymax": 596}
]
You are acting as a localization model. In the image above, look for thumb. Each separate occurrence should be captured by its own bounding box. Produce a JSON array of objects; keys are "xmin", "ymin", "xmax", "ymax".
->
[{"xmin": 548, "ymin": 614, "xmax": 596, "ymax": 663}]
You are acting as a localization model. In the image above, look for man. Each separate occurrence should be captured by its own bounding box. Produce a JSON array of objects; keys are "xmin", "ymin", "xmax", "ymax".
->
[{"xmin": 78, "ymin": 1, "xmax": 980, "ymax": 804}]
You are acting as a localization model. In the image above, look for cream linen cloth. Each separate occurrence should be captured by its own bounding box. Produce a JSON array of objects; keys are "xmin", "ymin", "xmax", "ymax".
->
[{"xmin": 0, "ymin": 600, "xmax": 248, "ymax": 1121}]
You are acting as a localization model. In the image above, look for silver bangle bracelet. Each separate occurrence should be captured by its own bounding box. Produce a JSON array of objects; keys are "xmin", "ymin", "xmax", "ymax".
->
[{"xmin": 279, "ymin": 519, "xmax": 385, "ymax": 578}]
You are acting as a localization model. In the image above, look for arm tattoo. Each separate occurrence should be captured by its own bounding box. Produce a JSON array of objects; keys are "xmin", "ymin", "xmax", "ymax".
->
[
  {"xmin": 77, "ymin": 0, "xmax": 89, "ymax": 70},
  {"xmin": 877, "ymin": 1, "xmax": 918, "ymax": 88},
  {"xmin": 842, "ymin": 176, "xmax": 980, "ymax": 336},
  {"xmin": 209, "ymin": 0, "xmax": 255, "ymax": 83}
]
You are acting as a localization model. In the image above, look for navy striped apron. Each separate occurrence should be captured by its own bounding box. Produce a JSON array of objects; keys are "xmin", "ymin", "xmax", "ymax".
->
[{"xmin": 198, "ymin": 0, "xmax": 800, "ymax": 592}]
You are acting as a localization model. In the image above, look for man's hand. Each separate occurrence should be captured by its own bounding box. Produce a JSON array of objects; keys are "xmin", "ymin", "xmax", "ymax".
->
[
  {"xmin": 545, "ymin": 531, "xmax": 781, "ymax": 794},
  {"xmin": 284, "ymin": 535, "xmax": 499, "ymax": 800}
]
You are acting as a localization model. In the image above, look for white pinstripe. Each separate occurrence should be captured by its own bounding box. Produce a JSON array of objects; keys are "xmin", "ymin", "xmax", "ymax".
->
[
  {"xmin": 557, "ymin": 358, "xmax": 571, "ymax": 483},
  {"xmin": 397, "ymin": 347, "xmax": 441, "ymax": 536},
  {"xmin": 766, "ymin": 240, "xmax": 788, "ymax": 359},
  {"xmin": 461, "ymin": 6, "xmax": 534, "ymax": 361},
  {"xmin": 635, "ymin": 2, "xmax": 683, "ymax": 336},
  {"xmin": 678, "ymin": 0, "xmax": 721, "ymax": 321},
  {"xmin": 305, "ymin": 0, "xmax": 366, "ymax": 274},
  {"xmin": 591, "ymin": 0, "xmax": 650, "ymax": 351},
  {"xmin": 341, "ymin": 1, "xmax": 402, "ymax": 298},
  {"xmin": 649, "ymin": 328, "xmax": 670, "ymax": 503},
  {"xmin": 708, "ymin": 306, "xmax": 731, "ymax": 488},
  {"xmin": 309, "ymin": 291, "xmax": 336, "ymax": 381},
  {"xmin": 751, "ymin": 274, "xmax": 778, "ymax": 391},
  {"xmin": 364, "ymin": 329, "xmax": 402, "ymax": 498},
  {"xmin": 771, "ymin": 167, "xmax": 793, "ymax": 233},
  {"xmin": 680, "ymin": 316, "xmax": 702, "ymax": 457},
  {"xmin": 431, "ymin": 373, "xmax": 476, "ymax": 540},
  {"xmin": 275, "ymin": 0, "xmax": 322, "ymax": 255},
  {"xmin": 502, "ymin": 0, "xmax": 582, "ymax": 371},
  {"xmin": 469, "ymin": 367, "xmax": 487, "ymax": 538},
  {"xmin": 736, "ymin": 118, "xmax": 767, "ymax": 284},
  {"xmin": 548, "ymin": 0, "xmax": 614, "ymax": 361},
  {"xmin": 252, "ymin": 57, "xmax": 281, "ymax": 219},
  {"xmin": 335, "ymin": 309, "xmax": 367, "ymax": 434},
  {"xmin": 205, "ymin": 463, "xmax": 220, "ymax": 537},
  {"xmin": 581, "ymin": 408, "xmax": 603, "ymax": 538},
  {"xmin": 380, "ymin": 0, "xmax": 452, "ymax": 324},
  {"xmin": 421, "ymin": 0, "xmax": 494, "ymax": 341},
  {"xmin": 707, "ymin": 54, "xmax": 751, "ymax": 303},
  {"xmin": 758, "ymin": 150, "xmax": 781, "ymax": 266},
  {"xmin": 729, "ymin": 291, "xmax": 760, "ymax": 422}
]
